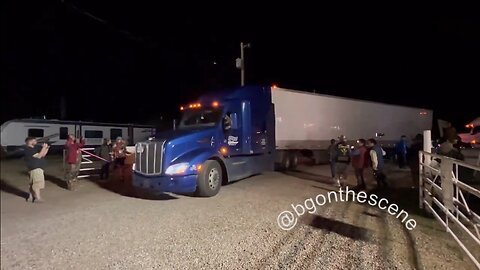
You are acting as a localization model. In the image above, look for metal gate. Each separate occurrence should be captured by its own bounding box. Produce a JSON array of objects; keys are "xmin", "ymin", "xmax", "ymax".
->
[
  {"xmin": 419, "ymin": 151, "xmax": 480, "ymax": 269},
  {"xmin": 63, "ymin": 147, "xmax": 109, "ymax": 179}
]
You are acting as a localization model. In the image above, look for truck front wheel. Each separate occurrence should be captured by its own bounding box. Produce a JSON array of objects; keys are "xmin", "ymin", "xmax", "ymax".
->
[{"xmin": 195, "ymin": 160, "xmax": 222, "ymax": 197}]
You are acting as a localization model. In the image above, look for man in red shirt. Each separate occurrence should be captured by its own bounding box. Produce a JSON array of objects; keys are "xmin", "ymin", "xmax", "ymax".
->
[
  {"xmin": 351, "ymin": 139, "xmax": 369, "ymax": 189},
  {"xmin": 65, "ymin": 134, "xmax": 85, "ymax": 188}
]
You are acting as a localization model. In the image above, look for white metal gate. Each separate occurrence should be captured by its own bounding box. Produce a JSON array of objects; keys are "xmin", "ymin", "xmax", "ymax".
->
[
  {"xmin": 419, "ymin": 151, "xmax": 480, "ymax": 269},
  {"xmin": 63, "ymin": 147, "xmax": 108, "ymax": 179}
]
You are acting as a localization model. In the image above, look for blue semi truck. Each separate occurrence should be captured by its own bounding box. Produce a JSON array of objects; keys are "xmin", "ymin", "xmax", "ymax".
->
[
  {"xmin": 132, "ymin": 86, "xmax": 276, "ymax": 197},
  {"xmin": 132, "ymin": 85, "xmax": 432, "ymax": 197}
]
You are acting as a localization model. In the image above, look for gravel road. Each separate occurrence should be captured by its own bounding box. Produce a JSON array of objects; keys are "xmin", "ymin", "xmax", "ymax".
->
[{"xmin": 0, "ymin": 157, "xmax": 476, "ymax": 269}]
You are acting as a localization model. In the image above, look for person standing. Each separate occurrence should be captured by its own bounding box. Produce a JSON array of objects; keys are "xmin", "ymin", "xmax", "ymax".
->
[
  {"xmin": 396, "ymin": 135, "xmax": 408, "ymax": 168},
  {"xmin": 113, "ymin": 137, "xmax": 127, "ymax": 166},
  {"xmin": 351, "ymin": 139, "xmax": 368, "ymax": 189},
  {"xmin": 367, "ymin": 138, "xmax": 388, "ymax": 188},
  {"xmin": 327, "ymin": 139, "xmax": 336, "ymax": 180},
  {"xmin": 333, "ymin": 135, "xmax": 351, "ymax": 187},
  {"xmin": 112, "ymin": 137, "xmax": 128, "ymax": 183},
  {"xmin": 408, "ymin": 134, "xmax": 423, "ymax": 189},
  {"xmin": 65, "ymin": 134, "xmax": 85, "ymax": 188},
  {"xmin": 24, "ymin": 137, "xmax": 49, "ymax": 202},
  {"xmin": 97, "ymin": 138, "xmax": 112, "ymax": 180}
]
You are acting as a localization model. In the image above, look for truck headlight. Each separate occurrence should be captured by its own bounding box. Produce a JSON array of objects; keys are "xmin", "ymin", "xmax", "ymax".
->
[{"xmin": 165, "ymin": 163, "xmax": 189, "ymax": 175}]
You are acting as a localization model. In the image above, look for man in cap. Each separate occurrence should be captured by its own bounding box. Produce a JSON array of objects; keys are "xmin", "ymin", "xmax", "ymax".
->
[
  {"xmin": 332, "ymin": 135, "xmax": 351, "ymax": 187},
  {"xmin": 24, "ymin": 137, "xmax": 50, "ymax": 202}
]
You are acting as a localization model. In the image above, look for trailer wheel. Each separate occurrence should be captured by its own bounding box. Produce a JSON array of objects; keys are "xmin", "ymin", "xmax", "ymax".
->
[
  {"xmin": 281, "ymin": 153, "xmax": 291, "ymax": 170},
  {"xmin": 290, "ymin": 152, "xmax": 298, "ymax": 169},
  {"xmin": 195, "ymin": 160, "xmax": 222, "ymax": 197}
]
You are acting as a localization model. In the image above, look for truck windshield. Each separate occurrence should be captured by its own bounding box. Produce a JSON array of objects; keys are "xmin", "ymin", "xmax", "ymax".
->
[{"xmin": 179, "ymin": 108, "xmax": 222, "ymax": 129}]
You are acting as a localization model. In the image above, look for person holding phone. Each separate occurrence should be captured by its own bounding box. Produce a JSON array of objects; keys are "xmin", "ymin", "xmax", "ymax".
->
[{"xmin": 24, "ymin": 137, "xmax": 50, "ymax": 202}]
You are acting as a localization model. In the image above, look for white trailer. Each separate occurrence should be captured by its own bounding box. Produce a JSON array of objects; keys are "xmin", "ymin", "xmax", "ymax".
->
[
  {"xmin": 272, "ymin": 87, "xmax": 433, "ymax": 164},
  {"xmin": 1, "ymin": 119, "xmax": 156, "ymax": 157}
]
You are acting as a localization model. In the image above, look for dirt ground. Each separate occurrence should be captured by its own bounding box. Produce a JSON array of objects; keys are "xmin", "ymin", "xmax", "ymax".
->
[{"xmin": 1, "ymin": 156, "xmax": 478, "ymax": 269}]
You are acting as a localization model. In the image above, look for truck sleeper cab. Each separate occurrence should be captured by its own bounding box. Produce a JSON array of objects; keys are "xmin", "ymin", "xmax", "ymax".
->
[{"xmin": 132, "ymin": 86, "xmax": 275, "ymax": 197}]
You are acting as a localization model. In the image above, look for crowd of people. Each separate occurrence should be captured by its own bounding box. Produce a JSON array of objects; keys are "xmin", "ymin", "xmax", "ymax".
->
[
  {"xmin": 22, "ymin": 129, "xmax": 467, "ymax": 202},
  {"xmin": 326, "ymin": 131, "xmax": 470, "ymax": 190},
  {"xmin": 328, "ymin": 135, "xmax": 391, "ymax": 189},
  {"xmin": 23, "ymin": 134, "xmax": 131, "ymax": 203}
]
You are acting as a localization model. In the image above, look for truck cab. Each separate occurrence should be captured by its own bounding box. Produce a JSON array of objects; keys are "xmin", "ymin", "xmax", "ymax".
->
[{"xmin": 132, "ymin": 86, "xmax": 275, "ymax": 197}]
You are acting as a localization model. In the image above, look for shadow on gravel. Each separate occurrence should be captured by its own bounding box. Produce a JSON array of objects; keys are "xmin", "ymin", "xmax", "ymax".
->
[
  {"xmin": 311, "ymin": 185, "xmax": 340, "ymax": 192},
  {"xmin": 362, "ymin": 211, "xmax": 381, "ymax": 218},
  {"xmin": 309, "ymin": 215, "xmax": 370, "ymax": 241},
  {"xmin": 284, "ymin": 169, "xmax": 333, "ymax": 184},
  {"xmin": 0, "ymin": 178, "xmax": 29, "ymax": 199},
  {"xmin": 364, "ymin": 186, "xmax": 422, "ymax": 269},
  {"xmin": 365, "ymin": 187, "xmax": 424, "ymax": 217},
  {"xmin": 21, "ymin": 171, "xmax": 70, "ymax": 190}
]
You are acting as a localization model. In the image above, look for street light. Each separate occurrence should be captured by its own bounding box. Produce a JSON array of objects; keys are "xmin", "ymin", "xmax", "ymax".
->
[{"xmin": 236, "ymin": 42, "xmax": 251, "ymax": 86}]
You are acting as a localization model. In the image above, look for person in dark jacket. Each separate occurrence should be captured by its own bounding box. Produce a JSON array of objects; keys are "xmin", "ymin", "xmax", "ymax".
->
[
  {"xmin": 408, "ymin": 134, "xmax": 423, "ymax": 188},
  {"xmin": 327, "ymin": 139, "xmax": 336, "ymax": 179},
  {"xmin": 367, "ymin": 138, "xmax": 388, "ymax": 188},
  {"xmin": 24, "ymin": 137, "xmax": 49, "ymax": 202},
  {"xmin": 333, "ymin": 135, "xmax": 351, "ymax": 187},
  {"xmin": 97, "ymin": 138, "xmax": 112, "ymax": 180},
  {"xmin": 396, "ymin": 135, "xmax": 408, "ymax": 168},
  {"xmin": 65, "ymin": 134, "xmax": 85, "ymax": 187},
  {"xmin": 351, "ymin": 139, "xmax": 369, "ymax": 189}
]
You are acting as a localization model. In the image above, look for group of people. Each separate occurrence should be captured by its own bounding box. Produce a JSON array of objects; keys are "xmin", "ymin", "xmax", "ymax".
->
[
  {"xmin": 95, "ymin": 137, "xmax": 129, "ymax": 182},
  {"xmin": 23, "ymin": 134, "xmax": 130, "ymax": 203},
  {"xmin": 328, "ymin": 135, "xmax": 388, "ymax": 189}
]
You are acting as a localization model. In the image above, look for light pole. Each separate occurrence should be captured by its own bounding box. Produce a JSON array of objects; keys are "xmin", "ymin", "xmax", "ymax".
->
[{"xmin": 236, "ymin": 42, "xmax": 251, "ymax": 86}]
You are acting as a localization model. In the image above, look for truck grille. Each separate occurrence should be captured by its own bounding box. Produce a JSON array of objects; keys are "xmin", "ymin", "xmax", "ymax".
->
[{"xmin": 134, "ymin": 140, "xmax": 165, "ymax": 175}]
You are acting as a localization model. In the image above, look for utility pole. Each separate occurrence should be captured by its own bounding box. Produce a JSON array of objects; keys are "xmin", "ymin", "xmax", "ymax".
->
[{"xmin": 236, "ymin": 42, "xmax": 251, "ymax": 86}]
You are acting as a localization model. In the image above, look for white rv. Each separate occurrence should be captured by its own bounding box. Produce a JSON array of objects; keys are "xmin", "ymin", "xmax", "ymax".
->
[{"xmin": 1, "ymin": 119, "xmax": 156, "ymax": 156}]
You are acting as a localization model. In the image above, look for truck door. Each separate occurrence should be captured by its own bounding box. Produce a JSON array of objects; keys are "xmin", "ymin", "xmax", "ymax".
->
[
  {"xmin": 223, "ymin": 111, "xmax": 243, "ymax": 155},
  {"xmin": 222, "ymin": 100, "xmax": 252, "ymax": 156}
]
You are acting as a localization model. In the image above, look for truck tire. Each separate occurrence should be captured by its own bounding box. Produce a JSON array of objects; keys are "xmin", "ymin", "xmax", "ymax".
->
[
  {"xmin": 290, "ymin": 152, "xmax": 298, "ymax": 169},
  {"xmin": 281, "ymin": 153, "xmax": 291, "ymax": 170},
  {"xmin": 196, "ymin": 160, "xmax": 222, "ymax": 197}
]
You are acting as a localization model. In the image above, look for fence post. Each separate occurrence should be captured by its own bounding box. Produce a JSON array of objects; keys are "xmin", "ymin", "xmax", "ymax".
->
[
  {"xmin": 440, "ymin": 158, "xmax": 454, "ymax": 214},
  {"xmin": 423, "ymin": 130, "xmax": 432, "ymax": 165},
  {"xmin": 419, "ymin": 151, "xmax": 424, "ymax": 209}
]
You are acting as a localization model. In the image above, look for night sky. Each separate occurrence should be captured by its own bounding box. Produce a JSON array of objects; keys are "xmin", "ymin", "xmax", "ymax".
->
[{"xmin": 1, "ymin": 1, "xmax": 479, "ymax": 130}]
